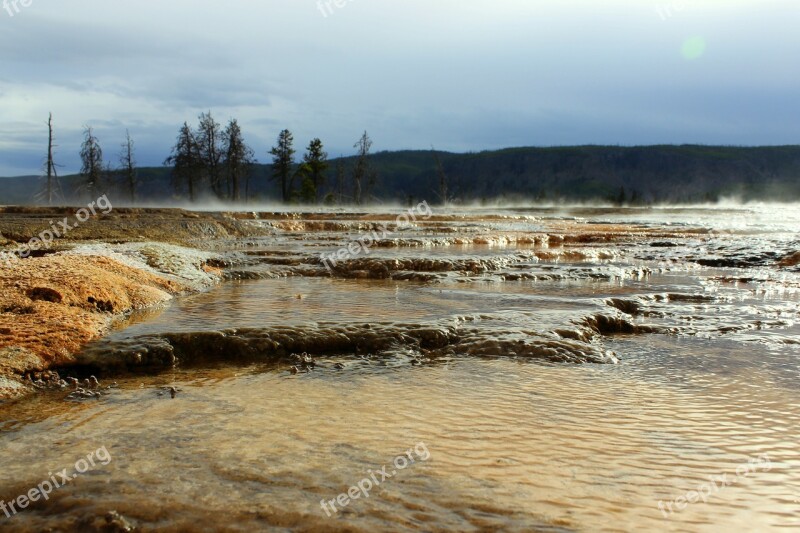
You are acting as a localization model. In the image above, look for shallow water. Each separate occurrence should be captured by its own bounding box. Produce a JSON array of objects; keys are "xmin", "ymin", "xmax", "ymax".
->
[{"xmin": 1, "ymin": 206, "xmax": 799, "ymax": 532}]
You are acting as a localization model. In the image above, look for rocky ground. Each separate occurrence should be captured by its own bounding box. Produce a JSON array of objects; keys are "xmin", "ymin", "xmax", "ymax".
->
[
  {"xmin": 0, "ymin": 207, "xmax": 279, "ymax": 399},
  {"xmin": 2, "ymin": 206, "xmax": 797, "ymax": 400}
]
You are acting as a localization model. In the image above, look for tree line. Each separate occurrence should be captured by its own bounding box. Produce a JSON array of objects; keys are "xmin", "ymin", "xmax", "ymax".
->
[
  {"xmin": 39, "ymin": 112, "xmax": 380, "ymax": 205},
  {"xmin": 37, "ymin": 114, "xmax": 139, "ymax": 205},
  {"xmin": 165, "ymin": 112, "xmax": 378, "ymax": 204}
]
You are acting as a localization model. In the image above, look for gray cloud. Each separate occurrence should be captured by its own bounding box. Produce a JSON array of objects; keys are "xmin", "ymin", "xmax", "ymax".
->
[{"xmin": 0, "ymin": 0, "xmax": 797, "ymax": 176}]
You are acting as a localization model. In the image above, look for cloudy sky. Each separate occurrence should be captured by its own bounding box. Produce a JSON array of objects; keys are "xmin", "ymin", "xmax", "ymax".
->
[{"xmin": 0, "ymin": 0, "xmax": 797, "ymax": 176}]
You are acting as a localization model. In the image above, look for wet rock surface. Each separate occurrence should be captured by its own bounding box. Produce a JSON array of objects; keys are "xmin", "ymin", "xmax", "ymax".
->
[
  {"xmin": 0, "ymin": 205, "xmax": 799, "ymax": 532},
  {"xmin": 72, "ymin": 320, "xmax": 620, "ymax": 375},
  {"xmin": 0, "ymin": 255, "xmax": 191, "ymax": 390},
  {"xmin": 2, "ymin": 205, "xmax": 799, "ymax": 399},
  {"xmin": 0, "ymin": 224, "xmax": 229, "ymax": 397}
]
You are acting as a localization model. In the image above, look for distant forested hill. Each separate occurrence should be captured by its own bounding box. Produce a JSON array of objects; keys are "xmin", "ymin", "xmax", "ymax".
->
[{"xmin": 2, "ymin": 145, "xmax": 800, "ymax": 205}]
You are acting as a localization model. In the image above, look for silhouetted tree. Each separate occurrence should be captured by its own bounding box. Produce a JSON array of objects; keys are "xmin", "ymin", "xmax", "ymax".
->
[
  {"xmin": 296, "ymin": 138, "xmax": 328, "ymax": 203},
  {"xmin": 352, "ymin": 131, "xmax": 373, "ymax": 205},
  {"xmin": 197, "ymin": 111, "xmax": 224, "ymax": 199},
  {"xmin": 223, "ymin": 119, "xmax": 255, "ymax": 202},
  {"xmin": 165, "ymin": 122, "xmax": 202, "ymax": 202},
  {"xmin": 79, "ymin": 126, "xmax": 103, "ymax": 199},
  {"xmin": 270, "ymin": 129, "xmax": 295, "ymax": 203},
  {"xmin": 119, "ymin": 130, "xmax": 137, "ymax": 204},
  {"xmin": 45, "ymin": 113, "xmax": 58, "ymax": 205}
]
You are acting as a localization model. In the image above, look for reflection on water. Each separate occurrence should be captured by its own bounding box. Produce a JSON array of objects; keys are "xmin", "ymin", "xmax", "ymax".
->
[
  {"xmin": 2, "ymin": 351, "xmax": 799, "ymax": 531},
  {"xmin": 1, "ymin": 206, "xmax": 799, "ymax": 532}
]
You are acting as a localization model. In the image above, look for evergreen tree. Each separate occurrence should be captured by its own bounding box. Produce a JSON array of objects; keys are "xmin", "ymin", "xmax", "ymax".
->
[
  {"xmin": 197, "ymin": 111, "xmax": 224, "ymax": 198},
  {"xmin": 222, "ymin": 119, "xmax": 255, "ymax": 202},
  {"xmin": 298, "ymin": 138, "xmax": 328, "ymax": 203},
  {"xmin": 270, "ymin": 129, "xmax": 296, "ymax": 203},
  {"xmin": 165, "ymin": 122, "xmax": 202, "ymax": 202}
]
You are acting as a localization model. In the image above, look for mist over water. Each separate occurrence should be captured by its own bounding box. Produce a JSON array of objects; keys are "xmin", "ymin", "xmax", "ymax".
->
[
  {"xmin": 3, "ymin": 0, "xmax": 799, "ymax": 529},
  {"xmin": 1, "ymin": 206, "xmax": 798, "ymax": 531}
]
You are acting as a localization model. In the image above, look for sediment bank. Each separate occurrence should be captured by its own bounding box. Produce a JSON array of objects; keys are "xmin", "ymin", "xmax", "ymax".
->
[
  {"xmin": 2, "ymin": 206, "xmax": 796, "ymax": 399},
  {"xmin": 0, "ymin": 207, "xmax": 262, "ymax": 398}
]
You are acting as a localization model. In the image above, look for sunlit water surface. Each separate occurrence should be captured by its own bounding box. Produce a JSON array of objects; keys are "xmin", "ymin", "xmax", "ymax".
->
[{"xmin": 1, "ymin": 206, "xmax": 799, "ymax": 532}]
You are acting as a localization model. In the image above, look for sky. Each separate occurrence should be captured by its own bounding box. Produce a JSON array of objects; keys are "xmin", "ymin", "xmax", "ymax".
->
[{"xmin": 0, "ymin": 0, "xmax": 798, "ymax": 176}]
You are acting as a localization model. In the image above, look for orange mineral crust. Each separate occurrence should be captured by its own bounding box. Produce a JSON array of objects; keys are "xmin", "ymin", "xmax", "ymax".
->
[{"xmin": 0, "ymin": 254, "xmax": 193, "ymax": 398}]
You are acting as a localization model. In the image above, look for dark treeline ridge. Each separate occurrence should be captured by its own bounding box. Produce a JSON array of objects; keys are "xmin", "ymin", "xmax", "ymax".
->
[
  {"xmin": 2, "ymin": 113, "xmax": 800, "ymax": 205},
  {"xmin": 2, "ymin": 112, "xmax": 385, "ymax": 207}
]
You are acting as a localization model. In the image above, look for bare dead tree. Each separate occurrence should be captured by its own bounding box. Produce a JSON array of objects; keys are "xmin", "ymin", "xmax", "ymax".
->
[
  {"xmin": 42, "ymin": 113, "xmax": 63, "ymax": 205},
  {"xmin": 79, "ymin": 126, "xmax": 103, "ymax": 200},
  {"xmin": 119, "ymin": 130, "xmax": 137, "ymax": 204},
  {"xmin": 352, "ymin": 131, "xmax": 373, "ymax": 205}
]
